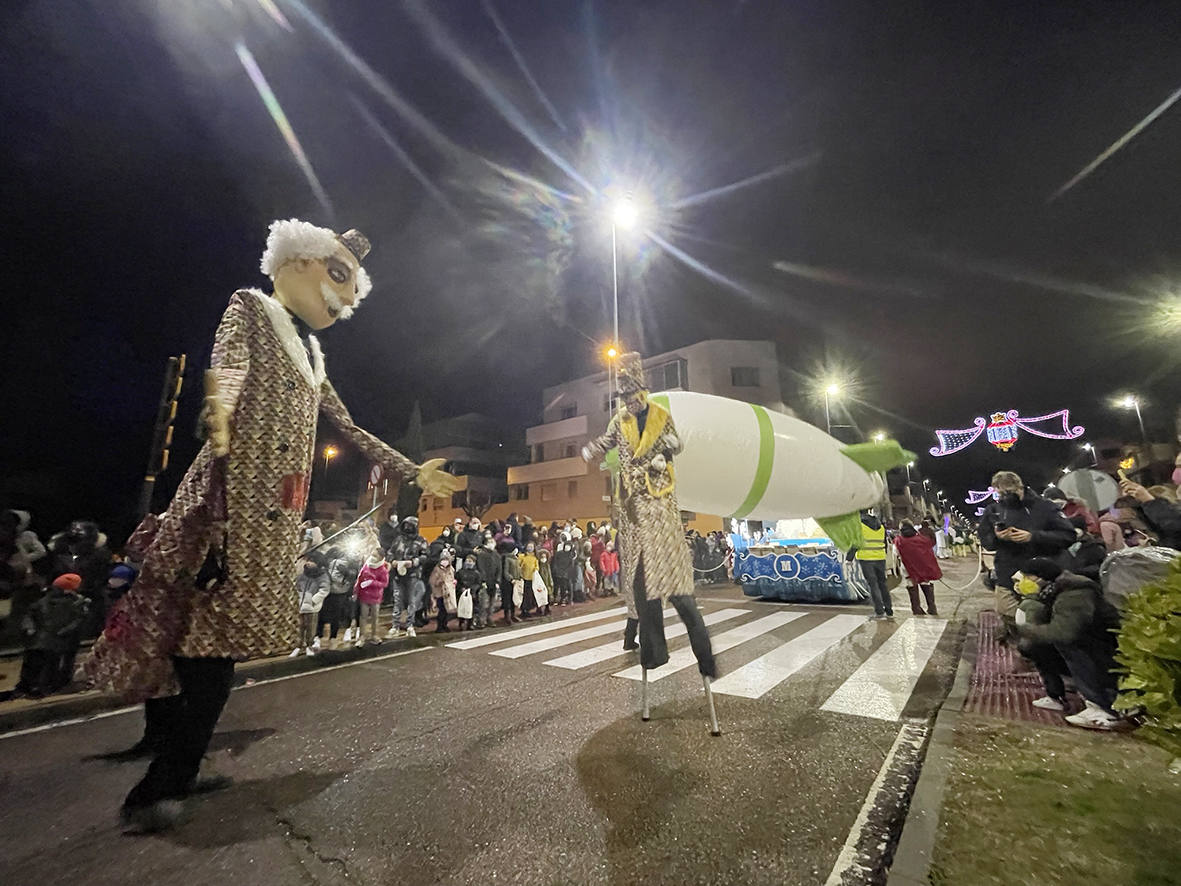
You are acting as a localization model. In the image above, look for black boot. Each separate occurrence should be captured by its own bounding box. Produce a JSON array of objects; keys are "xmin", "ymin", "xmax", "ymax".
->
[
  {"xmin": 906, "ymin": 586, "xmax": 925, "ymax": 616},
  {"xmin": 623, "ymin": 617, "xmax": 639, "ymax": 651},
  {"xmin": 923, "ymin": 584, "xmax": 938, "ymax": 617}
]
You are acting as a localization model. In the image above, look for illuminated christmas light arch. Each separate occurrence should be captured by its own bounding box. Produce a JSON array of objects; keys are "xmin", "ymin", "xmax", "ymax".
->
[{"xmin": 930, "ymin": 409, "xmax": 1084, "ymax": 457}]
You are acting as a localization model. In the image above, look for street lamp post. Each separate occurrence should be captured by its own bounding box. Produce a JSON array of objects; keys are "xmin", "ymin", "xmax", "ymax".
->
[
  {"xmin": 1121, "ymin": 395, "xmax": 1148, "ymax": 446},
  {"xmin": 1083, "ymin": 442, "xmax": 1097, "ymax": 466},
  {"xmin": 322, "ymin": 444, "xmax": 338, "ymax": 487},
  {"xmin": 824, "ymin": 383, "xmax": 840, "ymax": 435}
]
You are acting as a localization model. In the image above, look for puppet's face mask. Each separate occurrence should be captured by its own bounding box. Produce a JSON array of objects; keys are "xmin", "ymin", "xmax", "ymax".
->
[
  {"xmin": 624, "ymin": 390, "xmax": 649, "ymax": 416},
  {"xmin": 275, "ymin": 245, "xmax": 362, "ymax": 330}
]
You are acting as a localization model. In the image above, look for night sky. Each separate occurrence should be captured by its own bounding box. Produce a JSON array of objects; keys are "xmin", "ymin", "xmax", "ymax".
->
[{"xmin": 2, "ymin": 0, "xmax": 1179, "ymax": 542}]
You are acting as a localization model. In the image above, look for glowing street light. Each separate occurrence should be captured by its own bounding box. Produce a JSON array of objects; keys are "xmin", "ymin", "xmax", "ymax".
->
[
  {"xmin": 872, "ymin": 431, "xmax": 886, "ymax": 442},
  {"xmin": 605, "ymin": 345, "xmax": 619, "ymax": 360},
  {"xmin": 1118, "ymin": 394, "xmax": 1147, "ymax": 444},
  {"xmin": 323, "ymin": 444, "xmax": 338, "ymax": 474},
  {"xmin": 1082, "ymin": 442, "xmax": 1097, "ymax": 466},
  {"xmin": 612, "ymin": 196, "xmax": 639, "ymax": 231}
]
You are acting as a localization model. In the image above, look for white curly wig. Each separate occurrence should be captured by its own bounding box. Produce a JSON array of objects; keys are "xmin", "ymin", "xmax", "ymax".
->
[{"xmin": 259, "ymin": 218, "xmax": 372, "ymax": 317}]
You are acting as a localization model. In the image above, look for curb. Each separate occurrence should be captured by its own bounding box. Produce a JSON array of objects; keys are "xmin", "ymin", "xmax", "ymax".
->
[
  {"xmin": 886, "ymin": 616, "xmax": 979, "ymax": 885},
  {"xmin": 0, "ymin": 635, "xmax": 431, "ymax": 736}
]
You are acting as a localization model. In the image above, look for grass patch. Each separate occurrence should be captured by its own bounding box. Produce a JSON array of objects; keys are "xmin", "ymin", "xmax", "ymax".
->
[{"xmin": 930, "ymin": 715, "xmax": 1181, "ymax": 886}]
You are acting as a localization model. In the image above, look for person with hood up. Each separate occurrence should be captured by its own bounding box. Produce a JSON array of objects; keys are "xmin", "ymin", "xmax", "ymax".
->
[
  {"xmin": 600, "ymin": 539, "xmax": 621, "ymax": 598},
  {"xmin": 590, "ymin": 527, "xmax": 607, "ymax": 594},
  {"xmin": 978, "ymin": 470, "xmax": 1076, "ymax": 638},
  {"xmin": 518, "ymin": 542, "xmax": 540, "ymax": 618},
  {"xmin": 377, "ymin": 507, "xmax": 400, "ymax": 554},
  {"xmin": 893, "ymin": 522, "xmax": 940, "ymax": 616},
  {"xmin": 5, "ymin": 573, "xmax": 90, "ymax": 698},
  {"xmin": 292, "ymin": 557, "xmax": 330, "ymax": 657},
  {"xmin": 1042, "ymin": 486, "xmax": 1100, "ymax": 536},
  {"xmin": 429, "ymin": 552, "xmax": 457, "ymax": 632},
  {"xmin": 454, "ymin": 555, "xmax": 482, "ymax": 630},
  {"xmin": 45, "ymin": 519, "xmax": 112, "ymax": 637},
  {"xmin": 1014, "ymin": 557, "xmax": 1123, "ymax": 730},
  {"xmin": 499, "ymin": 537, "xmax": 522, "ymax": 624},
  {"xmin": 385, "ymin": 515, "xmax": 429, "ymax": 639},
  {"xmin": 535, "ymin": 548, "xmax": 555, "ymax": 616},
  {"xmin": 106, "ymin": 563, "xmax": 140, "ymax": 605},
  {"xmin": 551, "ymin": 534, "xmax": 576, "ymax": 606},
  {"xmin": 323, "ymin": 549, "xmax": 358, "ymax": 648},
  {"xmin": 847, "ymin": 509, "xmax": 893, "ymax": 619},
  {"xmin": 354, "ymin": 555, "xmax": 390, "ymax": 646}
]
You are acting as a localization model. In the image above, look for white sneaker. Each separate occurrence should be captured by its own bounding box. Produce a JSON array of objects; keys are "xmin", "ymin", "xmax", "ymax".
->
[
  {"xmin": 305, "ymin": 646, "xmax": 315, "ymax": 657},
  {"xmin": 343, "ymin": 627, "xmax": 354, "ymax": 642},
  {"xmin": 385, "ymin": 627, "xmax": 401, "ymax": 638},
  {"xmin": 312, "ymin": 637, "xmax": 321, "ymax": 650},
  {"xmin": 288, "ymin": 648, "xmax": 301, "ymax": 658},
  {"xmin": 354, "ymin": 638, "xmax": 365, "ymax": 648},
  {"xmin": 406, "ymin": 625, "xmax": 416, "ymax": 638},
  {"xmin": 1032, "ymin": 696, "xmax": 1065, "ymax": 711},
  {"xmin": 1064, "ymin": 700, "xmax": 1120, "ymax": 730}
]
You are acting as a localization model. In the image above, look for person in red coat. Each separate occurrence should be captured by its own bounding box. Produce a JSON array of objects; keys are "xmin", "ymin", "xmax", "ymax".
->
[{"xmin": 894, "ymin": 522, "xmax": 941, "ymax": 616}]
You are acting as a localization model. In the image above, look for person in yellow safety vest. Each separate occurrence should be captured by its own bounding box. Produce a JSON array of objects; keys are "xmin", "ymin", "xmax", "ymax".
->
[{"xmin": 846, "ymin": 509, "xmax": 894, "ymax": 619}]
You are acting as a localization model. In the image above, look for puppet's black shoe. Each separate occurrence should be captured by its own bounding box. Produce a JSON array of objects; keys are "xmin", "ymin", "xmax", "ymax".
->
[
  {"xmin": 120, "ymin": 799, "xmax": 186, "ymax": 833},
  {"xmin": 186, "ymin": 774, "xmax": 234, "ymax": 795}
]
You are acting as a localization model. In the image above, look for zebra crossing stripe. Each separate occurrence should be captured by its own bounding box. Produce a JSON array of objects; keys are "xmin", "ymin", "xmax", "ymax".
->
[
  {"xmin": 445, "ymin": 606, "xmax": 627, "ymax": 650},
  {"xmin": 490, "ymin": 609, "xmax": 675, "ymax": 659},
  {"xmin": 543, "ymin": 608, "xmax": 750, "ymax": 670},
  {"xmin": 709, "ymin": 614, "xmax": 864, "ymax": 698},
  {"xmin": 613, "ymin": 611, "xmax": 806, "ymax": 683},
  {"xmin": 820, "ymin": 618, "xmax": 948, "ymax": 721}
]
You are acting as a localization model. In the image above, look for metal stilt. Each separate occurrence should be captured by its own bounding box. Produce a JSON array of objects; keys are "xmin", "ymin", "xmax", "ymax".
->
[
  {"xmin": 703, "ymin": 675, "xmax": 721, "ymax": 737},
  {"xmin": 641, "ymin": 668, "xmax": 650, "ymax": 721}
]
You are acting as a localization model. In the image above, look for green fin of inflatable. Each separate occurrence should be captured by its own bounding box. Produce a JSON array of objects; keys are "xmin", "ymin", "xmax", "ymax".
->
[
  {"xmin": 600, "ymin": 448, "xmax": 620, "ymax": 475},
  {"xmin": 816, "ymin": 512, "xmax": 863, "ymax": 552},
  {"xmin": 839, "ymin": 441, "xmax": 917, "ymax": 475}
]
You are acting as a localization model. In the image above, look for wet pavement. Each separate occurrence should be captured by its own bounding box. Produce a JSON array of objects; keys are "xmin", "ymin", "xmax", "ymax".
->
[{"xmin": 0, "ymin": 561, "xmax": 983, "ymax": 886}]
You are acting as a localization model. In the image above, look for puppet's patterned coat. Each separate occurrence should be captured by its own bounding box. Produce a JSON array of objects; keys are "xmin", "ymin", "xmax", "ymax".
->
[
  {"xmin": 84, "ymin": 289, "xmax": 417, "ymax": 701},
  {"xmin": 585, "ymin": 400, "xmax": 693, "ymax": 616}
]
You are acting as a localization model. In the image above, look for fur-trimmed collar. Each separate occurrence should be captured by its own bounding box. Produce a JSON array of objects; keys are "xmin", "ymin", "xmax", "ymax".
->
[
  {"xmin": 620, "ymin": 399, "xmax": 669, "ymax": 459},
  {"xmin": 248, "ymin": 289, "xmax": 326, "ymax": 388}
]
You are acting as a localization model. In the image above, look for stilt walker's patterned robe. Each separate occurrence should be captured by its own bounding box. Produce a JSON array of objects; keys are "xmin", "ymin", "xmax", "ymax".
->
[
  {"xmin": 585, "ymin": 354, "xmax": 716, "ymax": 676},
  {"xmin": 84, "ymin": 289, "xmax": 418, "ymax": 701}
]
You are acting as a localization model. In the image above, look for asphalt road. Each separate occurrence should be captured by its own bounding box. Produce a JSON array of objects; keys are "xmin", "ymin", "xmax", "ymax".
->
[{"xmin": 0, "ymin": 563, "xmax": 980, "ymax": 886}]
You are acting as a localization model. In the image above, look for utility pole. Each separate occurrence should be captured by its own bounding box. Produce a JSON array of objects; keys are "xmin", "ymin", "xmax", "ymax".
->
[{"xmin": 138, "ymin": 355, "xmax": 186, "ymax": 519}]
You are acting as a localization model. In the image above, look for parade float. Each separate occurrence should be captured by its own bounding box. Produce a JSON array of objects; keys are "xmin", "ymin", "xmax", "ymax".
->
[{"xmin": 635, "ymin": 391, "xmax": 914, "ymax": 602}]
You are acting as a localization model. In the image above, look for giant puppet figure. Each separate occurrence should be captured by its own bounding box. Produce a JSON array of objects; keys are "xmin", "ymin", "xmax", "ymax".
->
[
  {"xmin": 84, "ymin": 219, "xmax": 457, "ymax": 831},
  {"xmin": 582, "ymin": 352, "xmax": 720, "ymax": 732}
]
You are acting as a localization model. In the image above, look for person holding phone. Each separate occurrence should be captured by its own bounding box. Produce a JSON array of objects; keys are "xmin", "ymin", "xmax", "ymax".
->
[{"xmin": 977, "ymin": 470, "xmax": 1076, "ymax": 642}]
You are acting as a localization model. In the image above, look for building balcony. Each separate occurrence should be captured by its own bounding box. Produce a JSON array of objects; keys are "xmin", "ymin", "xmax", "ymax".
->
[
  {"xmin": 525, "ymin": 414, "xmax": 587, "ymax": 447},
  {"xmin": 507, "ymin": 456, "xmax": 589, "ymax": 485}
]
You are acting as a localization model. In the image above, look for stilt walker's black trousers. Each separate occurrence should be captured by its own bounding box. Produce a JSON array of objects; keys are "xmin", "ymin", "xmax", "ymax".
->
[{"xmin": 633, "ymin": 556, "xmax": 717, "ymax": 677}]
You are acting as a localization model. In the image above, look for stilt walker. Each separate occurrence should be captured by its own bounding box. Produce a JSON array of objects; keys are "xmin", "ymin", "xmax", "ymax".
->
[
  {"xmin": 583, "ymin": 353, "xmax": 720, "ymax": 736},
  {"xmin": 82, "ymin": 219, "xmax": 458, "ymax": 831}
]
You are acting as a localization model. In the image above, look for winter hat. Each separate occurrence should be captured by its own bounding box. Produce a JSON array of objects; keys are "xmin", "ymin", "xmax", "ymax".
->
[
  {"xmin": 366, "ymin": 554, "xmax": 384, "ymax": 567},
  {"xmin": 1042, "ymin": 486, "xmax": 1068, "ymax": 504},
  {"xmin": 107, "ymin": 563, "xmax": 138, "ymax": 588},
  {"xmin": 1022, "ymin": 557, "xmax": 1063, "ymax": 582},
  {"xmin": 53, "ymin": 573, "xmax": 83, "ymax": 592}
]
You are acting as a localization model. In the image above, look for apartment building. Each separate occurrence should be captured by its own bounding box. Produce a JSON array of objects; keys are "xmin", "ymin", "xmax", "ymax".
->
[{"xmin": 501, "ymin": 339, "xmax": 789, "ymax": 530}]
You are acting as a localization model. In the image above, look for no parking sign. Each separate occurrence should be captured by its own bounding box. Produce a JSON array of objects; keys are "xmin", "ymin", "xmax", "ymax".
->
[{"xmin": 369, "ymin": 463, "xmax": 383, "ymax": 486}]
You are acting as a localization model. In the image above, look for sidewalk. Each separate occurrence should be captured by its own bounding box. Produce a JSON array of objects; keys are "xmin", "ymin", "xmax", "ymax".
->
[{"xmin": 889, "ymin": 570, "xmax": 1181, "ymax": 886}]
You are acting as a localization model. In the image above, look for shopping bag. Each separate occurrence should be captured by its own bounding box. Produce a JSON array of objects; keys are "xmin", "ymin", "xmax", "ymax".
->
[
  {"xmin": 457, "ymin": 588, "xmax": 473, "ymax": 619},
  {"xmin": 512, "ymin": 579, "xmax": 525, "ymax": 607},
  {"xmin": 531, "ymin": 572, "xmax": 549, "ymax": 608}
]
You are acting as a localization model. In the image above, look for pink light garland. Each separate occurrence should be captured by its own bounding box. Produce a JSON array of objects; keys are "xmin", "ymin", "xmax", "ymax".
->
[{"xmin": 931, "ymin": 409, "xmax": 1084, "ymax": 456}]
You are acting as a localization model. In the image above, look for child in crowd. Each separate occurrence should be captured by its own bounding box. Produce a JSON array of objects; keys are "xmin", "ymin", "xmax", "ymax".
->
[
  {"xmin": 9, "ymin": 573, "xmax": 90, "ymax": 698},
  {"xmin": 430, "ymin": 553, "xmax": 457, "ymax": 632},
  {"xmin": 518, "ymin": 543, "xmax": 539, "ymax": 618},
  {"xmin": 354, "ymin": 554, "xmax": 390, "ymax": 646},
  {"xmin": 293, "ymin": 557, "xmax": 330, "ymax": 657},
  {"xmin": 552, "ymin": 535, "xmax": 574, "ymax": 606},
  {"xmin": 535, "ymin": 548, "xmax": 554, "ymax": 616},
  {"xmin": 455, "ymin": 555, "xmax": 482, "ymax": 631},
  {"xmin": 600, "ymin": 541, "xmax": 620, "ymax": 596},
  {"xmin": 499, "ymin": 537, "xmax": 522, "ymax": 624}
]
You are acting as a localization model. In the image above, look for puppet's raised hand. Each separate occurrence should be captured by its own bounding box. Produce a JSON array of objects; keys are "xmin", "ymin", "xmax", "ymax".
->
[
  {"xmin": 201, "ymin": 370, "xmax": 231, "ymax": 457},
  {"xmin": 416, "ymin": 458, "xmax": 460, "ymax": 496}
]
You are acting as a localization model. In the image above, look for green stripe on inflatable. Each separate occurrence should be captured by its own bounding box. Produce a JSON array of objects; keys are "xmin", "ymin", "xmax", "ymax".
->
[
  {"xmin": 650, "ymin": 394, "xmax": 670, "ymax": 410},
  {"xmin": 731, "ymin": 404, "xmax": 774, "ymax": 519}
]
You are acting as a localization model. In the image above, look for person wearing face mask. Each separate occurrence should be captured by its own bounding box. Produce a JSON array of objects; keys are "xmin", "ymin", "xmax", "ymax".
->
[
  {"xmin": 1042, "ymin": 486, "xmax": 1100, "ymax": 536},
  {"xmin": 292, "ymin": 556, "xmax": 330, "ymax": 657},
  {"xmin": 384, "ymin": 516, "xmax": 429, "ymax": 639},
  {"xmin": 1014, "ymin": 557, "xmax": 1123, "ymax": 730},
  {"xmin": 551, "ymin": 534, "xmax": 576, "ymax": 606},
  {"xmin": 1117, "ymin": 477, "xmax": 1181, "ymax": 550},
  {"xmin": 583, "ymin": 353, "xmax": 718, "ymax": 685},
  {"xmin": 498, "ymin": 536, "xmax": 522, "ymax": 624},
  {"xmin": 456, "ymin": 518, "xmax": 485, "ymax": 563},
  {"xmin": 46, "ymin": 519, "xmax": 112, "ymax": 638},
  {"xmin": 518, "ymin": 542, "xmax": 540, "ymax": 618},
  {"xmin": 535, "ymin": 548, "xmax": 555, "ymax": 616},
  {"xmin": 978, "ymin": 470, "xmax": 1076, "ymax": 640},
  {"xmin": 377, "ymin": 508, "xmax": 400, "ymax": 555},
  {"xmin": 474, "ymin": 537, "xmax": 503, "ymax": 628},
  {"xmin": 81, "ymin": 219, "xmax": 458, "ymax": 833}
]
